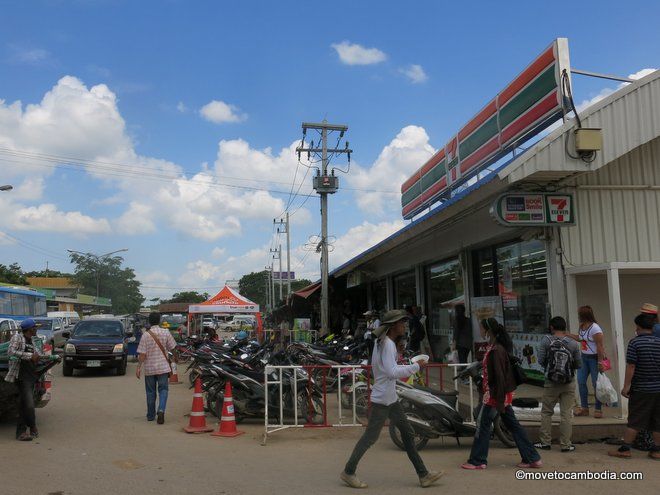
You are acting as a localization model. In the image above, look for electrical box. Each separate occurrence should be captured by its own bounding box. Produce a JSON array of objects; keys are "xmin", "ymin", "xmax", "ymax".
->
[
  {"xmin": 313, "ymin": 175, "xmax": 339, "ymax": 194},
  {"xmin": 574, "ymin": 128, "xmax": 602, "ymax": 152}
]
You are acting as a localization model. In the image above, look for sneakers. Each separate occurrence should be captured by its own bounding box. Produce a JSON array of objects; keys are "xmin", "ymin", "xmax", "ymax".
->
[
  {"xmin": 608, "ymin": 447, "xmax": 632, "ymax": 458},
  {"xmin": 340, "ymin": 471, "xmax": 368, "ymax": 489},
  {"xmin": 17, "ymin": 432, "xmax": 32, "ymax": 441},
  {"xmin": 157, "ymin": 411, "xmax": 165, "ymax": 424},
  {"xmin": 516, "ymin": 460, "xmax": 543, "ymax": 469},
  {"xmin": 460, "ymin": 463, "xmax": 487, "ymax": 470},
  {"xmin": 419, "ymin": 471, "xmax": 444, "ymax": 488},
  {"xmin": 533, "ymin": 442, "xmax": 551, "ymax": 450},
  {"xmin": 561, "ymin": 445, "xmax": 576, "ymax": 452}
]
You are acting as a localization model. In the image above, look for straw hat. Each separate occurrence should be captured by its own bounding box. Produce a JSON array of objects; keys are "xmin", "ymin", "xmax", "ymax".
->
[
  {"xmin": 640, "ymin": 303, "xmax": 658, "ymax": 315},
  {"xmin": 373, "ymin": 309, "xmax": 408, "ymax": 338}
]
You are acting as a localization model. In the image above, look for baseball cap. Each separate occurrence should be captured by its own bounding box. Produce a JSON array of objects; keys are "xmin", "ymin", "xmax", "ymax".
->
[{"xmin": 20, "ymin": 318, "xmax": 38, "ymax": 330}]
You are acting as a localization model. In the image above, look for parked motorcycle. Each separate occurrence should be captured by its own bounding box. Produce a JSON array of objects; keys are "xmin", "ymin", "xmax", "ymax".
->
[{"xmin": 388, "ymin": 361, "xmax": 517, "ymax": 450}]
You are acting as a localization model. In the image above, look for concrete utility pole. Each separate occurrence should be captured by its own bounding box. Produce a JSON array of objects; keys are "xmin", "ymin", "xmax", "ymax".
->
[
  {"xmin": 296, "ymin": 120, "xmax": 352, "ymax": 334},
  {"xmin": 264, "ymin": 267, "xmax": 271, "ymax": 310},
  {"xmin": 270, "ymin": 247, "xmax": 281, "ymax": 305},
  {"xmin": 274, "ymin": 214, "xmax": 292, "ymax": 298}
]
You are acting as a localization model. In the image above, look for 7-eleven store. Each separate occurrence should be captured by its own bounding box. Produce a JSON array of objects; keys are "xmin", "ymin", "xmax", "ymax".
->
[{"xmin": 330, "ymin": 68, "xmax": 660, "ymax": 423}]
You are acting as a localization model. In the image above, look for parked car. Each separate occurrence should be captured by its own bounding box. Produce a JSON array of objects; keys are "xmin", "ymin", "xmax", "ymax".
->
[
  {"xmin": 47, "ymin": 311, "xmax": 80, "ymax": 329},
  {"xmin": 62, "ymin": 319, "xmax": 131, "ymax": 376},
  {"xmin": 223, "ymin": 315, "xmax": 256, "ymax": 332},
  {"xmin": 33, "ymin": 317, "xmax": 65, "ymax": 349},
  {"xmin": 202, "ymin": 317, "xmax": 216, "ymax": 330},
  {"xmin": 0, "ymin": 318, "xmax": 20, "ymax": 336}
]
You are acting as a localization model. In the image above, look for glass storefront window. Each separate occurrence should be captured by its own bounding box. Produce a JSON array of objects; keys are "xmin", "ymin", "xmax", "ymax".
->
[
  {"xmin": 371, "ymin": 279, "xmax": 387, "ymax": 312},
  {"xmin": 496, "ymin": 240, "xmax": 548, "ymax": 334},
  {"xmin": 425, "ymin": 259, "xmax": 464, "ymax": 338},
  {"xmin": 393, "ymin": 271, "xmax": 416, "ymax": 309}
]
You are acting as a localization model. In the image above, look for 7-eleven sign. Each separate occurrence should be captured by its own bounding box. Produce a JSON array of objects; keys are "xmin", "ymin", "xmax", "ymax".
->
[{"xmin": 548, "ymin": 195, "xmax": 572, "ymax": 223}]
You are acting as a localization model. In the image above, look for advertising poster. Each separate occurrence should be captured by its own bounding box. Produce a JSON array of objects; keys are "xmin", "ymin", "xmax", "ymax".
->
[
  {"xmin": 510, "ymin": 333, "xmax": 546, "ymax": 373},
  {"xmin": 470, "ymin": 296, "xmax": 504, "ymax": 360}
]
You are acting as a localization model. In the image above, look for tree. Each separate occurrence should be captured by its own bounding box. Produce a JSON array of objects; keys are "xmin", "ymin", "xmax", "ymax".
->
[
  {"xmin": 0, "ymin": 263, "xmax": 27, "ymax": 285},
  {"xmin": 160, "ymin": 291, "xmax": 209, "ymax": 304},
  {"xmin": 24, "ymin": 269, "xmax": 73, "ymax": 278},
  {"xmin": 68, "ymin": 253, "xmax": 144, "ymax": 314},
  {"xmin": 238, "ymin": 271, "xmax": 314, "ymax": 308}
]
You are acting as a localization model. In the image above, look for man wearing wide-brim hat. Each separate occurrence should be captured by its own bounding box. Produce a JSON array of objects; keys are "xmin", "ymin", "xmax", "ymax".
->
[
  {"xmin": 341, "ymin": 310, "xmax": 443, "ymax": 489},
  {"xmin": 640, "ymin": 303, "xmax": 660, "ymax": 338}
]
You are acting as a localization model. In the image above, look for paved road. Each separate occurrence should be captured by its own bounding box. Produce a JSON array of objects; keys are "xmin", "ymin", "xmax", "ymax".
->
[{"xmin": 1, "ymin": 361, "xmax": 658, "ymax": 495}]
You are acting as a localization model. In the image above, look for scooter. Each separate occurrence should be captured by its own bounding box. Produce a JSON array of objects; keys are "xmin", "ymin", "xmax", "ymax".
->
[{"xmin": 388, "ymin": 361, "xmax": 517, "ymax": 450}]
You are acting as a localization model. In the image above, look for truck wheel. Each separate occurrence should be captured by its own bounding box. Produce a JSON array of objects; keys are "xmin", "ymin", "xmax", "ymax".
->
[
  {"xmin": 116, "ymin": 359, "xmax": 127, "ymax": 376},
  {"xmin": 63, "ymin": 364, "xmax": 73, "ymax": 377}
]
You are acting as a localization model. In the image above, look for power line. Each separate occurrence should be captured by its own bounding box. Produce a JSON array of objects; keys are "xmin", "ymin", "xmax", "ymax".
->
[{"xmin": 0, "ymin": 231, "xmax": 69, "ymax": 261}]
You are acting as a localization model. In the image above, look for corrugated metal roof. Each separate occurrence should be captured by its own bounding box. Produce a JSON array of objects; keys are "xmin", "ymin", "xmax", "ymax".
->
[{"xmin": 498, "ymin": 70, "xmax": 660, "ymax": 183}]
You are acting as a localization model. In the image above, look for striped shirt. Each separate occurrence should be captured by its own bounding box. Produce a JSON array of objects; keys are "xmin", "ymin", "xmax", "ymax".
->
[
  {"xmin": 626, "ymin": 333, "xmax": 660, "ymax": 393},
  {"xmin": 137, "ymin": 326, "xmax": 176, "ymax": 376}
]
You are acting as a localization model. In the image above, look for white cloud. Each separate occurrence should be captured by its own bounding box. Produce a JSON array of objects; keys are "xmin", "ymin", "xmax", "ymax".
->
[
  {"xmin": 114, "ymin": 202, "xmax": 156, "ymax": 235},
  {"xmin": 331, "ymin": 41, "xmax": 387, "ymax": 66},
  {"xmin": 576, "ymin": 67, "xmax": 657, "ymax": 113},
  {"xmin": 4, "ymin": 202, "xmax": 111, "ymax": 235},
  {"xmin": 139, "ymin": 270, "xmax": 171, "ymax": 286},
  {"xmin": 399, "ymin": 64, "xmax": 428, "ymax": 84},
  {"xmin": 331, "ymin": 220, "xmax": 405, "ymax": 269},
  {"xmin": 176, "ymin": 101, "xmax": 188, "ymax": 113},
  {"xmin": 199, "ymin": 100, "xmax": 246, "ymax": 124},
  {"xmin": 8, "ymin": 44, "xmax": 52, "ymax": 65},
  {"xmin": 347, "ymin": 125, "xmax": 435, "ymax": 214},
  {"xmin": 211, "ymin": 247, "xmax": 226, "ymax": 258}
]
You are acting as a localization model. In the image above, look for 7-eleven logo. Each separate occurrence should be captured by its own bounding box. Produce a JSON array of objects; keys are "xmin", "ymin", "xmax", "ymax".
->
[{"xmin": 548, "ymin": 196, "xmax": 571, "ymax": 223}]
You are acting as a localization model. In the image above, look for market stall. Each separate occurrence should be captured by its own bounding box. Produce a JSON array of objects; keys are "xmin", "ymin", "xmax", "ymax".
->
[{"xmin": 187, "ymin": 286, "xmax": 262, "ymax": 339}]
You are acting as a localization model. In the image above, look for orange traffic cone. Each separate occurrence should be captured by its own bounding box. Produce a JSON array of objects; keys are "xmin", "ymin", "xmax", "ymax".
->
[
  {"xmin": 184, "ymin": 377, "xmax": 213, "ymax": 433},
  {"xmin": 211, "ymin": 381, "xmax": 244, "ymax": 437},
  {"xmin": 169, "ymin": 362, "xmax": 181, "ymax": 385}
]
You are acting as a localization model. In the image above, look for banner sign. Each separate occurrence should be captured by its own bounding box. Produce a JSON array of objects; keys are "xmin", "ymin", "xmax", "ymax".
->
[
  {"xmin": 272, "ymin": 272, "xmax": 295, "ymax": 281},
  {"xmin": 491, "ymin": 192, "xmax": 575, "ymax": 226},
  {"xmin": 401, "ymin": 38, "xmax": 571, "ymax": 220}
]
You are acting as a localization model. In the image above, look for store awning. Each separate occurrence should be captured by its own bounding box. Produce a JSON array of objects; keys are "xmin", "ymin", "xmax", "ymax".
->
[{"xmin": 292, "ymin": 282, "xmax": 321, "ymax": 299}]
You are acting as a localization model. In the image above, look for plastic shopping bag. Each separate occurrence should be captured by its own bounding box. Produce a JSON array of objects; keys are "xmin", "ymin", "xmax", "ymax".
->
[{"xmin": 596, "ymin": 372, "xmax": 618, "ymax": 406}]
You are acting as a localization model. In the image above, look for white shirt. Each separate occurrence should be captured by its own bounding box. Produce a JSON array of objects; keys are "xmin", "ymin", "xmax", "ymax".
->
[
  {"xmin": 371, "ymin": 336, "xmax": 420, "ymax": 406},
  {"xmin": 579, "ymin": 323, "xmax": 603, "ymax": 355}
]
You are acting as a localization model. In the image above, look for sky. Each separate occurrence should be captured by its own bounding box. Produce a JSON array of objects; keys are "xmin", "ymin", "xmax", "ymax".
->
[{"xmin": 1, "ymin": 0, "xmax": 658, "ymax": 302}]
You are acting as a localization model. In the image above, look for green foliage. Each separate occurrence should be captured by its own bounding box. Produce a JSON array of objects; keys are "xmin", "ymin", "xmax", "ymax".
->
[
  {"xmin": 68, "ymin": 253, "xmax": 144, "ymax": 314},
  {"xmin": 239, "ymin": 271, "xmax": 313, "ymax": 309},
  {"xmin": 24, "ymin": 269, "xmax": 73, "ymax": 278},
  {"xmin": 160, "ymin": 291, "xmax": 209, "ymax": 304},
  {"xmin": 0, "ymin": 263, "xmax": 27, "ymax": 285}
]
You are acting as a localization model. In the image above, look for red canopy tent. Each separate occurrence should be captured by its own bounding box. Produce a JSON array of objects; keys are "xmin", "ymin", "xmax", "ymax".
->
[{"xmin": 187, "ymin": 286, "xmax": 262, "ymax": 338}]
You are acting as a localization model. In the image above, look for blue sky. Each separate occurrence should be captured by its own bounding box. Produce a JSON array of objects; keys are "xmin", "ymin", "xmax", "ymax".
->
[{"xmin": 1, "ymin": 0, "xmax": 658, "ymax": 301}]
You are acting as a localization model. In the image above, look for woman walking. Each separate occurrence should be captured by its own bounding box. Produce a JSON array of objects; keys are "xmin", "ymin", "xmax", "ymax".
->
[
  {"xmin": 461, "ymin": 318, "xmax": 541, "ymax": 470},
  {"xmin": 341, "ymin": 310, "xmax": 443, "ymax": 489},
  {"xmin": 570, "ymin": 306, "xmax": 606, "ymax": 418}
]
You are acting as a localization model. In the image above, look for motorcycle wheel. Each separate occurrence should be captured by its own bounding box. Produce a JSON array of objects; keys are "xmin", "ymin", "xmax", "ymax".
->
[
  {"xmin": 389, "ymin": 412, "xmax": 429, "ymax": 451},
  {"xmin": 493, "ymin": 416, "xmax": 515, "ymax": 448}
]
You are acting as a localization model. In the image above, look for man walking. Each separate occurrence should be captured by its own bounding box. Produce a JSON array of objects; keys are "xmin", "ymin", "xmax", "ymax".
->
[
  {"xmin": 5, "ymin": 318, "xmax": 44, "ymax": 441},
  {"xmin": 608, "ymin": 312, "xmax": 660, "ymax": 459},
  {"xmin": 136, "ymin": 312, "xmax": 176, "ymax": 424},
  {"xmin": 341, "ymin": 310, "xmax": 443, "ymax": 489},
  {"xmin": 534, "ymin": 316, "xmax": 582, "ymax": 452}
]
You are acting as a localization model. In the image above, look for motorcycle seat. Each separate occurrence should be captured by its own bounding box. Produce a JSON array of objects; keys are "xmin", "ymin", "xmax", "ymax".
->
[{"xmin": 415, "ymin": 385, "xmax": 458, "ymax": 397}]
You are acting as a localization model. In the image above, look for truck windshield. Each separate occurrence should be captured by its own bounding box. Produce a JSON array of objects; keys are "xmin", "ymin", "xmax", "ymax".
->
[{"xmin": 73, "ymin": 321, "xmax": 123, "ymax": 338}]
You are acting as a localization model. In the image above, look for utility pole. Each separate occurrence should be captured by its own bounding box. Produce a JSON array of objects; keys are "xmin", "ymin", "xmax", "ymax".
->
[
  {"xmin": 270, "ymin": 246, "xmax": 283, "ymax": 303},
  {"xmin": 264, "ymin": 267, "xmax": 271, "ymax": 310},
  {"xmin": 296, "ymin": 120, "xmax": 352, "ymax": 334},
  {"xmin": 274, "ymin": 214, "xmax": 292, "ymax": 298}
]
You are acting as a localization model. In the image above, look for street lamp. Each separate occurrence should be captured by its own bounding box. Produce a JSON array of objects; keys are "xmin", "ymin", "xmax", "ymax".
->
[
  {"xmin": 67, "ymin": 248, "xmax": 129, "ymax": 299},
  {"xmin": 0, "ymin": 185, "xmax": 13, "ymax": 191}
]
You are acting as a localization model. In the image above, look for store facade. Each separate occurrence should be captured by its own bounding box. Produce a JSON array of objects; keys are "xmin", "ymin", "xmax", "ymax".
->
[{"xmin": 330, "ymin": 70, "xmax": 660, "ymax": 415}]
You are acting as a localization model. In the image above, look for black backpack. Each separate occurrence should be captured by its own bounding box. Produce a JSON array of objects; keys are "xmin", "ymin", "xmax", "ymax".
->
[{"xmin": 547, "ymin": 337, "xmax": 574, "ymax": 384}]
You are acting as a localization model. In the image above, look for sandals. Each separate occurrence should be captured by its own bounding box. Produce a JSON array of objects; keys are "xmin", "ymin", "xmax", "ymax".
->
[{"xmin": 593, "ymin": 410, "xmax": 603, "ymax": 418}]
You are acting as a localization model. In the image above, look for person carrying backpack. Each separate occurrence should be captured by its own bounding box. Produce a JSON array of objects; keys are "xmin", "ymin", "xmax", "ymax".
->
[{"xmin": 534, "ymin": 317, "xmax": 582, "ymax": 452}]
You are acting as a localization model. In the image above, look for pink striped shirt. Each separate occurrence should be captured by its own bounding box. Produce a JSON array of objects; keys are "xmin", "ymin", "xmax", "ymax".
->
[{"xmin": 137, "ymin": 326, "xmax": 176, "ymax": 376}]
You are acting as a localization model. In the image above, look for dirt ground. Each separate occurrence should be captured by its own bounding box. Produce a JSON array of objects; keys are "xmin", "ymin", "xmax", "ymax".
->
[{"xmin": 0, "ymin": 361, "xmax": 658, "ymax": 495}]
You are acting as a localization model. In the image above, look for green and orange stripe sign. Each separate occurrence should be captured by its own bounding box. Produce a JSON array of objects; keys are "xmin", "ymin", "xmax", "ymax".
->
[{"xmin": 401, "ymin": 38, "xmax": 570, "ymax": 219}]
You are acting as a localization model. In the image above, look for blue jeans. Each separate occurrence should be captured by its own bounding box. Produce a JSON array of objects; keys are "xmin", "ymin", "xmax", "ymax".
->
[
  {"xmin": 145, "ymin": 373, "xmax": 169, "ymax": 420},
  {"xmin": 467, "ymin": 405, "xmax": 540, "ymax": 466},
  {"xmin": 577, "ymin": 354, "xmax": 602, "ymax": 410}
]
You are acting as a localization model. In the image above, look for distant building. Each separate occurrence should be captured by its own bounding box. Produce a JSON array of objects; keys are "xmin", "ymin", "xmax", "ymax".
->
[{"xmin": 26, "ymin": 277, "xmax": 112, "ymax": 314}]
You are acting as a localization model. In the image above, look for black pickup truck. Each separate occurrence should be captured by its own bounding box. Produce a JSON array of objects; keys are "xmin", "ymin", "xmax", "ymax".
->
[{"xmin": 62, "ymin": 319, "xmax": 132, "ymax": 376}]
